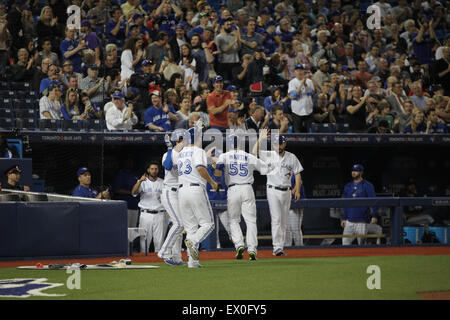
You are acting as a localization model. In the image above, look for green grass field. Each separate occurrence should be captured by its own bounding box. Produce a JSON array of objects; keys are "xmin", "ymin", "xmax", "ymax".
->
[{"xmin": 1, "ymin": 255, "xmax": 449, "ymax": 300}]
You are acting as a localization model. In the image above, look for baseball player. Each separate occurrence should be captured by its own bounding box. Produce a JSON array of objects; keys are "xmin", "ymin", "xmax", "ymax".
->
[
  {"xmin": 215, "ymin": 134, "xmax": 270, "ymax": 260},
  {"xmin": 131, "ymin": 162, "xmax": 168, "ymax": 254},
  {"xmin": 254, "ymin": 129, "xmax": 304, "ymax": 256},
  {"xmin": 173, "ymin": 127, "xmax": 219, "ymax": 268},
  {"xmin": 206, "ymin": 148, "xmax": 232, "ymax": 249},
  {"xmin": 341, "ymin": 164, "xmax": 379, "ymax": 245},
  {"xmin": 285, "ymin": 174, "xmax": 306, "ymax": 247},
  {"xmin": 157, "ymin": 131, "xmax": 187, "ymax": 266}
]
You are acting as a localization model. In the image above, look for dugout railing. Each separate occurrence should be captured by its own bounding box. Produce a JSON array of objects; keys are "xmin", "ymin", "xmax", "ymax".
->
[{"xmin": 210, "ymin": 197, "xmax": 450, "ymax": 246}]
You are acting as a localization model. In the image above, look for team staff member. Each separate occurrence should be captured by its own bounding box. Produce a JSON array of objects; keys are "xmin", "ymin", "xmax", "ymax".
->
[
  {"xmin": 132, "ymin": 161, "xmax": 168, "ymax": 254},
  {"xmin": 285, "ymin": 175, "xmax": 306, "ymax": 247},
  {"xmin": 72, "ymin": 167, "xmax": 109, "ymax": 199},
  {"xmin": 341, "ymin": 164, "xmax": 379, "ymax": 246},
  {"xmin": 173, "ymin": 127, "xmax": 219, "ymax": 268},
  {"xmin": 157, "ymin": 131, "xmax": 186, "ymax": 266},
  {"xmin": 3, "ymin": 165, "xmax": 30, "ymax": 191},
  {"xmin": 254, "ymin": 129, "xmax": 303, "ymax": 256}
]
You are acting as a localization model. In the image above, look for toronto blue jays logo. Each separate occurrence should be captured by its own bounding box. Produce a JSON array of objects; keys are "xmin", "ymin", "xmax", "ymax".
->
[{"xmin": 0, "ymin": 278, "xmax": 65, "ymax": 298}]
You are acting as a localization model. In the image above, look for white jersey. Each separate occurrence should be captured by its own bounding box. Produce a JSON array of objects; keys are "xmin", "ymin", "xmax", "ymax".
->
[
  {"xmin": 134, "ymin": 177, "xmax": 164, "ymax": 211},
  {"xmin": 216, "ymin": 149, "xmax": 269, "ymax": 186},
  {"xmin": 260, "ymin": 150, "xmax": 303, "ymax": 187},
  {"xmin": 174, "ymin": 146, "xmax": 208, "ymax": 187},
  {"xmin": 162, "ymin": 150, "xmax": 179, "ymax": 187}
]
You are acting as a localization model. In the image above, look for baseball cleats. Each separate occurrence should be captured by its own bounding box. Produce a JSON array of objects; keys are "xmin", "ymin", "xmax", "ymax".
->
[
  {"xmin": 248, "ymin": 251, "xmax": 257, "ymax": 261},
  {"xmin": 175, "ymin": 261, "xmax": 187, "ymax": 266},
  {"xmin": 235, "ymin": 246, "xmax": 245, "ymax": 259},
  {"xmin": 185, "ymin": 239, "xmax": 199, "ymax": 260},
  {"xmin": 273, "ymin": 248, "xmax": 287, "ymax": 256},
  {"xmin": 164, "ymin": 258, "xmax": 178, "ymax": 266},
  {"xmin": 188, "ymin": 262, "xmax": 204, "ymax": 268}
]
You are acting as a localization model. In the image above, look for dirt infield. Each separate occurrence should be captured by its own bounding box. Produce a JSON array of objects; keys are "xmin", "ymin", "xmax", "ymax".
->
[
  {"xmin": 1, "ymin": 246, "xmax": 449, "ymax": 269},
  {"xmin": 418, "ymin": 291, "xmax": 450, "ymax": 300}
]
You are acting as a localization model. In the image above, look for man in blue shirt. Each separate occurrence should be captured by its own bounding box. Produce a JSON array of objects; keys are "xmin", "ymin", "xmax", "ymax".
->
[
  {"xmin": 72, "ymin": 167, "xmax": 109, "ymax": 199},
  {"xmin": 106, "ymin": 7, "xmax": 127, "ymax": 47},
  {"xmin": 60, "ymin": 26, "xmax": 85, "ymax": 74},
  {"xmin": 144, "ymin": 91, "xmax": 178, "ymax": 132},
  {"xmin": 341, "ymin": 164, "xmax": 379, "ymax": 245}
]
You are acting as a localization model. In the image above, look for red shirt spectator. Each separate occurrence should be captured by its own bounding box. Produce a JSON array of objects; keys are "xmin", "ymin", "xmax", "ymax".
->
[{"xmin": 206, "ymin": 75, "xmax": 231, "ymax": 130}]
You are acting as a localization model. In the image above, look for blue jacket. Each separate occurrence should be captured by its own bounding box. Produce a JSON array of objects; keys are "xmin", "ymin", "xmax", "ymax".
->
[
  {"xmin": 206, "ymin": 165, "xmax": 227, "ymax": 201},
  {"xmin": 342, "ymin": 180, "xmax": 378, "ymax": 222},
  {"xmin": 72, "ymin": 184, "xmax": 98, "ymax": 198}
]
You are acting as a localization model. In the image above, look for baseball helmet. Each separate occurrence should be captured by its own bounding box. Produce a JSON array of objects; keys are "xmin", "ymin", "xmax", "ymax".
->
[{"xmin": 171, "ymin": 129, "xmax": 184, "ymax": 142}]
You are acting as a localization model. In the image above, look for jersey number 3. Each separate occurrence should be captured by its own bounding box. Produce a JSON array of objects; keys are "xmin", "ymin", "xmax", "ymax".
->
[
  {"xmin": 229, "ymin": 163, "xmax": 248, "ymax": 177},
  {"xmin": 178, "ymin": 160, "xmax": 192, "ymax": 176}
]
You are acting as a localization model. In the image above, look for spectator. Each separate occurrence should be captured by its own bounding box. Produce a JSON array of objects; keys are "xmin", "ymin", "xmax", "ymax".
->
[
  {"xmin": 60, "ymin": 26, "xmax": 86, "ymax": 74},
  {"xmin": 3, "ymin": 165, "xmax": 30, "ymax": 191},
  {"xmin": 375, "ymin": 100, "xmax": 397, "ymax": 132},
  {"xmin": 105, "ymin": 91, "xmax": 138, "ymax": 131},
  {"xmin": 311, "ymin": 30, "xmax": 336, "ymax": 69},
  {"xmin": 10, "ymin": 48, "xmax": 36, "ymax": 82},
  {"xmin": 170, "ymin": 23, "xmax": 188, "ymax": 64},
  {"xmin": 240, "ymin": 18, "xmax": 263, "ymax": 57},
  {"xmin": 409, "ymin": 81, "xmax": 428, "ymax": 111},
  {"xmin": 313, "ymin": 59, "xmax": 330, "ymax": 87},
  {"xmin": 245, "ymin": 105, "xmax": 268, "ymax": 131},
  {"xmin": 178, "ymin": 43, "xmax": 199, "ymax": 92},
  {"xmin": 0, "ymin": 133, "xmax": 13, "ymax": 158},
  {"xmin": 6, "ymin": 0, "xmax": 27, "ymax": 57},
  {"xmin": 386, "ymin": 81, "xmax": 408, "ymax": 117},
  {"xmin": 404, "ymin": 110, "xmax": 427, "ymax": 133},
  {"xmin": 288, "ymin": 64, "xmax": 316, "ymax": 133},
  {"xmin": 368, "ymin": 119, "xmax": 393, "ymax": 134},
  {"xmin": 105, "ymin": 43, "xmax": 121, "ymax": 69},
  {"xmin": 79, "ymin": 64, "xmax": 111, "ymax": 105},
  {"xmin": 106, "ymin": 6, "xmax": 127, "ymax": 47},
  {"xmin": 228, "ymin": 109, "xmax": 247, "ymax": 132},
  {"xmin": 190, "ymin": 34, "xmax": 212, "ymax": 84},
  {"xmin": 39, "ymin": 81, "xmax": 63, "ymax": 119},
  {"xmin": 129, "ymin": 59, "xmax": 164, "ymax": 111},
  {"xmin": 72, "ymin": 167, "xmax": 109, "ymax": 199},
  {"xmin": 215, "ymin": 18, "xmax": 241, "ymax": 83},
  {"xmin": 36, "ymin": 6, "xmax": 60, "ymax": 52},
  {"xmin": 175, "ymin": 96, "xmax": 192, "ymax": 127},
  {"xmin": 425, "ymin": 109, "xmax": 448, "ymax": 134},
  {"xmin": 121, "ymin": 35, "xmax": 145, "ymax": 81},
  {"xmin": 79, "ymin": 93, "xmax": 102, "ymax": 120},
  {"xmin": 61, "ymin": 88, "xmax": 84, "ymax": 120},
  {"xmin": 175, "ymin": 111, "xmax": 201, "ymax": 130},
  {"xmin": 232, "ymin": 53, "xmax": 252, "ymax": 95},
  {"xmin": 39, "ymin": 63, "xmax": 63, "ymax": 96},
  {"xmin": 61, "ymin": 60, "xmax": 83, "ymax": 89},
  {"xmin": 0, "ymin": 13, "xmax": 9, "ymax": 78},
  {"xmin": 268, "ymin": 105, "xmax": 289, "ymax": 133},
  {"xmin": 411, "ymin": 17, "xmax": 437, "ymax": 66},
  {"xmin": 187, "ymin": 11, "xmax": 210, "ymax": 39},
  {"xmin": 433, "ymin": 46, "xmax": 450, "ymax": 96},
  {"xmin": 144, "ymin": 31, "xmax": 170, "ymax": 72},
  {"xmin": 38, "ymin": 38, "xmax": 59, "ymax": 66},
  {"xmin": 153, "ymin": 0, "xmax": 183, "ymax": 38},
  {"xmin": 80, "ymin": 19, "xmax": 102, "ymax": 67},
  {"xmin": 192, "ymin": 86, "xmax": 211, "ymax": 127},
  {"xmin": 32, "ymin": 57, "xmax": 52, "ymax": 91},
  {"xmin": 87, "ymin": 0, "xmax": 110, "ymax": 27},
  {"xmin": 313, "ymin": 93, "xmax": 336, "ymax": 124},
  {"xmin": 246, "ymin": 48, "xmax": 267, "ymax": 103},
  {"xmin": 144, "ymin": 91, "xmax": 178, "ymax": 132},
  {"xmin": 396, "ymin": 99, "xmax": 415, "ymax": 133},
  {"xmin": 353, "ymin": 60, "xmax": 373, "ymax": 90},
  {"xmin": 121, "ymin": 0, "xmax": 146, "ymax": 20},
  {"xmin": 346, "ymin": 85, "xmax": 368, "ymax": 133},
  {"xmin": 264, "ymin": 86, "xmax": 290, "ymax": 113},
  {"xmin": 206, "ymin": 75, "xmax": 232, "ymax": 131}
]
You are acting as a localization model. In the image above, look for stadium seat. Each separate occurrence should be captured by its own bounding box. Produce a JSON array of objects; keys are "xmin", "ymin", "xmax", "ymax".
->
[
  {"xmin": 310, "ymin": 123, "xmax": 337, "ymax": 133},
  {"xmin": 0, "ymin": 91, "xmax": 14, "ymax": 98},
  {"xmin": 0, "ymin": 117, "xmax": 14, "ymax": 130},
  {"xmin": 13, "ymin": 98, "xmax": 35, "ymax": 109},
  {"xmin": 0, "ymin": 108, "xmax": 13, "ymax": 118},
  {"xmin": 15, "ymin": 118, "xmax": 37, "ymax": 130},
  {"xmin": 61, "ymin": 119, "xmax": 84, "ymax": 131},
  {"xmin": 6, "ymin": 138, "xmax": 23, "ymax": 158},
  {"xmin": 336, "ymin": 123, "xmax": 350, "ymax": 133},
  {"xmin": 15, "ymin": 90, "xmax": 38, "ymax": 99},
  {"xmin": 0, "ymin": 98, "xmax": 12, "ymax": 108},
  {"xmin": 14, "ymin": 108, "xmax": 36, "ymax": 119},
  {"xmin": 38, "ymin": 119, "xmax": 60, "ymax": 131},
  {"xmin": 0, "ymin": 81, "xmax": 9, "ymax": 90},
  {"xmin": 10, "ymin": 82, "xmax": 33, "ymax": 91},
  {"xmin": 84, "ymin": 119, "xmax": 104, "ymax": 132}
]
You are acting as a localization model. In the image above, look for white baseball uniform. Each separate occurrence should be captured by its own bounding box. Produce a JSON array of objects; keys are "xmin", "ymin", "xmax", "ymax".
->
[
  {"xmin": 285, "ymin": 208, "xmax": 304, "ymax": 246},
  {"xmin": 216, "ymin": 149, "xmax": 269, "ymax": 254},
  {"xmin": 134, "ymin": 177, "xmax": 168, "ymax": 253},
  {"xmin": 174, "ymin": 145, "xmax": 215, "ymax": 264},
  {"xmin": 158, "ymin": 150, "xmax": 184, "ymax": 263},
  {"xmin": 260, "ymin": 150, "xmax": 303, "ymax": 253}
]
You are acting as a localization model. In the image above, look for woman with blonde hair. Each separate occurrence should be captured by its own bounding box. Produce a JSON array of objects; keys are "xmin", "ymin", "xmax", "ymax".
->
[
  {"xmin": 36, "ymin": 6, "xmax": 60, "ymax": 51},
  {"xmin": 61, "ymin": 88, "xmax": 84, "ymax": 120},
  {"xmin": 404, "ymin": 110, "xmax": 427, "ymax": 133}
]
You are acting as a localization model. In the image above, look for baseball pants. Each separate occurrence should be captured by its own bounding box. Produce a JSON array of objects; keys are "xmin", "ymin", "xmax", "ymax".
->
[
  {"xmin": 128, "ymin": 209, "xmax": 139, "ymax": 227},
  {"xmin": 159, "ymin": 187, "xmax": 184, "ymax": 262},
  {"xmin": 227, "ymin": 185, "xmax": 258, "ymax": 253},
  {"xmin": 267, "ymin": 187, "xmax": 291, "ymax": 252},
  {"xmin": 139, "ymin": 211, "xmax": 168, "ymax": 253},
  {"xmin": 216, "ymin": 210, "xmax": 231, "ymax": 248},
  {"xmin": 342, "ymin": 221, "xmax": 368, "ymax": 245},
  {"xmin": 285, "ymin": 208, "xmax": 304, "ymax": 247},
  {"xmin": 178, "ymin": 185, "xmax": 215, "ymax": 262}
]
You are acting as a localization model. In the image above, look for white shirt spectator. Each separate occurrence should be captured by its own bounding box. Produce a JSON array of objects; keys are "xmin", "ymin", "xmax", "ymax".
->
[
  {"xmin": 288, "ymin": 77, "xmax": 315, "ymax": 116},
  {"xmin": 120, "ymin": 49, "xmax": 135, "ymax": 81},
  {"xmin": 39, "ymin": 95, "xmax": 62, "ymax": 119},
  {"xmin": 105, "ymin": 103, "xmax": 138, "ymax": 130}
]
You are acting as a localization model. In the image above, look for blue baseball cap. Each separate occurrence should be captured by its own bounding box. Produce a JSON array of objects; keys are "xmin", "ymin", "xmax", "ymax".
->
[
  {"xmin": 113, "ymin": 91, "xmax": 124, "ymax": 99},
  {"xmin": 352, "ymin": 164, "xmax": 364, "ymax": 172},
  {"xmin": 81, "ymin": 19, "xmax": 91, "ymax": 27},
  {"xmin": 212, "ymin": 75, "xmax": 224, "ymax": 83},
  {"xmin": 295, "ymin": 64, "xmax": 305, "ymax": 70},
  {"xmin": 279, "ymin": 135, "xmax": 287, "ymax": 144},
  {"xmin": 266, "ymin": 20, "xmax": 277, "ymax": 27},
  {"xmin": 48, "ymin": 80, "xmax": 62, "ymax": 92},
  {"xmin": 77, "ymin": 167, "xmax": 90, "ymax": 177},
  {"xmin": 141, "ymin": 59, "xmax": 153, "ymax": 67},
  {"xmin": 226, "ymin": 85, "xmax": 237, "ymax": 92},
  {"xmin": 133, "ymin": 13, "xmax": 143, "ymax": 21}
]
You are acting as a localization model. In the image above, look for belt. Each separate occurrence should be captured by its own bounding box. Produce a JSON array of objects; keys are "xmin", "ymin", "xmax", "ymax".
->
[
  {"xmin": 228, "ymin": 183, "xmax": 251, "ymax": 188},
  {"xmin": 179, "ymin": 183, "xmax": 200, "ymax": 188},
  {"xmin": 141, "ymin": 209, "xmax": 165, "ymax": 214},
  {"xmin": 164, "ymin": 185, "xmax": 179, "ymax": 192},
  {"xmin": 268, "ymin": 185, "xmax": 290, "ymax": 191}
]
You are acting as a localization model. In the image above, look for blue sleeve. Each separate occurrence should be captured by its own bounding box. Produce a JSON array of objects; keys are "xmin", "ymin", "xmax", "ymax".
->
[
  {"xmin": 168, "ymin": 105, "xmax": 176, "ymax": 114},
  {"xmin": 72, "ymin": 187, "xmax": 83, "ymax": 197},
  {"xmin": 60, "ymin": 40, "xmax": 70, "ymax": 57},
  {"xmin": 163, "ymin": 149, "xmax": 173, "ymax": 171},
  {"xmin": 289, "ymin": 90, "xmax": 300, "ymax": 99},
  {"xmin": 39, "ymin": 78, "xmax": 49, "ymax": 94},
  {"xmin": 61, "ymin": 106, "xmax": 71, "ymax": 120},
  {"xmin": 144, "ymin": 108, "xmax": 154, "ymax": 125},
  {"xmin": 215, "ymin": 163, "xmax": 224, "ymax": 171}
]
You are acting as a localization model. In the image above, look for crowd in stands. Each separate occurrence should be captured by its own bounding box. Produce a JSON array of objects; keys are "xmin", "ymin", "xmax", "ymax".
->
[{"xmin": 0, "ymin": 0, "xmax": 449, "ymax": 134}]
